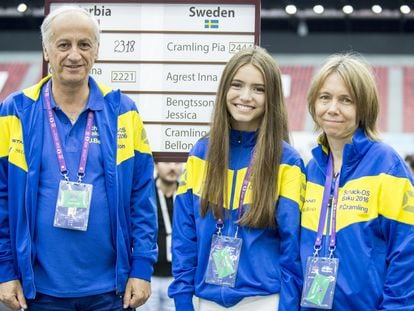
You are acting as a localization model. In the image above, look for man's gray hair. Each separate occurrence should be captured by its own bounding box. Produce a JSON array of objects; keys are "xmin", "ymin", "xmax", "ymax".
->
[{"xmin": 41, "ymin": 5, "xmax": 100, "ymax": 47}]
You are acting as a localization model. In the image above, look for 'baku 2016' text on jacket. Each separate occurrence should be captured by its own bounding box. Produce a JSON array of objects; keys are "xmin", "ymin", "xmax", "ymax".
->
[
  {"xmin": 0, "ymin": 76, "xmax": 158, "ymax": 299},
  {"xmin": 169, "ymin": 130, "xmax": 305, "ymax": 311},
  {"xmin": 301, "ymin": 128, "xmax": 414, "ymax": 311}
]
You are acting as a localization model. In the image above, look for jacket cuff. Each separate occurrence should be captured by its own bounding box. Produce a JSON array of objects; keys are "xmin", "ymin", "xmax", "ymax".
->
[
  {"xmin": 174, "ymin": 293, "xmax": 195, "ymax": 311},
  {"xmin": 129, "ymin": 257, "xmax": 153, "ymax": 282},
  {"xmin": 0, "ymin": 259, "xmax": 19, "ymax": 283}
]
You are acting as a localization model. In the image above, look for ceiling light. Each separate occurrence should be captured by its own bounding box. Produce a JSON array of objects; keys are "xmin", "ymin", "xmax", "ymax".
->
[
  {"xmin": 285, "ymin": 4, "xmax": 297, "ymax": 15},
  {"xmin": 342, "ymin": 5, "xmax": 354, "ymax": 15},
  {"xmin": 313, "ymin": 5, "xmax": 324, "ymax": 15},
  {"xmin": 371, "ymin": 5, "xmax": 382, "ymax": 14},
  {"xmin": 400, "ymin": 5, "xmax": 411, "ymax": 15},
  {"xmin": 17, "ymin": 3, "xmax": 28, "ymax": 13}
]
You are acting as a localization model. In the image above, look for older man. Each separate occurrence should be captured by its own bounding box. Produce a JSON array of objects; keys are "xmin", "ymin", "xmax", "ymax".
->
[{"xmin": 0, "ymin": 6, "xmax": 157, "ymax": 310}]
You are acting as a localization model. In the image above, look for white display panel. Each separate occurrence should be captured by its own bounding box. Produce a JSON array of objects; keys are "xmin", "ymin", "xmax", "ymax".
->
[{"xmin": 46, "ymin": 1, "xmax": 259, "ymax": 160}]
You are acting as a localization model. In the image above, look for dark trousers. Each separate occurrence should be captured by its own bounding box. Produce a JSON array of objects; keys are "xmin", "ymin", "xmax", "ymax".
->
[{"xmin": 27, "ymin": 292, "xmax": 134, "ymax": 311}]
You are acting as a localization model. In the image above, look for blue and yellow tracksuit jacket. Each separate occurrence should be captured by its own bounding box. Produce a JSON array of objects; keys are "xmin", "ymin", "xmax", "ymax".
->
[
  {"xmin": 169, "ymin": 130, "xmax": 305, "ymax": 311},
  {"xmin": 301, "ymin": 128, "xmax": 414, "ymax": 310},
  {"xmin": 0, "ymin": 76, "xmax": 158, "ymax": 299}
]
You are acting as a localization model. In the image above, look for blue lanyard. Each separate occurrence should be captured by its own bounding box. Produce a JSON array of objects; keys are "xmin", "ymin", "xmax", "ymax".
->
[{"xmin": 314, "ymin": 153, "xmax": 340, "ymax": 256}]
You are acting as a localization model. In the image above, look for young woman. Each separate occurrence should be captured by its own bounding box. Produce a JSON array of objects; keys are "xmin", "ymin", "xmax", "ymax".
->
[
  {"xmin": 300, "ymin": 53, "xmax": 414, "ymax": 310},
  {"xmin": 168, "ymin": 47, "xmax": 305, "ymax": 311}
]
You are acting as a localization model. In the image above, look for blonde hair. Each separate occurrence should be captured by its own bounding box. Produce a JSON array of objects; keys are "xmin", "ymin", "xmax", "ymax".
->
[
  {"xmin": 307, "ymin": 53, "xmax": 380, "ymax": 146},
  {"xmin": 200, "ymin": 46, "xmax": 289, "ymax": 228}
]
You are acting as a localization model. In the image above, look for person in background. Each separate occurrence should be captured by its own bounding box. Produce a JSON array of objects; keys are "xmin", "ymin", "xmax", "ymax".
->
[
  {"xmin": 404, "ymin": 154, "xmax": 414, "ymax": 174},
  {"xmin": 0, "ymin": 6, "xmax": 157, "ymax": 310},
  {"xmin": 168, "ymin": 46, "xmax": 305, "ymax": 311},
  {"xmin": 300, "ymin": 53, "xmax": 414, "ymax": 310},
  {"xmin": 138, "ymin": 162, "xmax": 183, "ymax": 311}
]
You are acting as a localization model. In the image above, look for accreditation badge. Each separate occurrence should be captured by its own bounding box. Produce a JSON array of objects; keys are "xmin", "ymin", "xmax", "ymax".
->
[
  {"xmin": 54, "ymin": 180, "xmax": 93, "ymax": 231},
  {"xmin": 301, "ymin": 256, "xmax": 339, "ymax": 309},
  {"xmin": 205, "ymin": 234, "xmax": 242, "ymax": 288}
]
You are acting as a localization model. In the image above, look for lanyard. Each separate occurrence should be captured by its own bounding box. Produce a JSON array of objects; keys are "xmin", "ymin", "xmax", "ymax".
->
[
  {"xmin": 237, "ymin": 159, "xmax": 254, "ymax": 220},
  {"xmin": 314, "ymin": 153, "xmax": 340, "ymax": 257},
  {"xmin": 216, "ymin": 150, "xmax": 255, "ymax": 238},
  {"xmin": 158, "ymin": 188, "xmax": 174, "ymax": 235},
  {"xmin": 44, "ymin": 81, "xmax": 94, "ymax": 183}
]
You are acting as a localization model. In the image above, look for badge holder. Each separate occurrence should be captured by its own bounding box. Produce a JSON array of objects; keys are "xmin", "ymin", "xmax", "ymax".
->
[
  {"xmin": 54, "ymin": 179, "xmax": 93, "ymax": 231},
  {"xmin": 44, "ymin": 81, "xmax": 94, "ymax": 232},
  {"xmin": 301, "ymin": 247, "xmax": 339, "ymax": 309},
  {"xmin": 204, "ymin": 160, "xmax": 251, "ymax": 288},
  {"xmin": 205, "ymin": 222, "xmax": 242, "ymax": 288},
  {"xmin": 301, "ymin": 154, "xmax": 340, "ymax": 309}
]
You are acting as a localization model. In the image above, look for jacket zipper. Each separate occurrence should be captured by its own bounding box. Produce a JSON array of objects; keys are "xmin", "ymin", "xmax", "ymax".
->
[{"xmin": 226, "ymin": 132, "xmax": 243, "ymax": 237}]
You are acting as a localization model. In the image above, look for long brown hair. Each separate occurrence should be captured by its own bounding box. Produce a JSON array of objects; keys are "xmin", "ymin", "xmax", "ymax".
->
[{"xmin": 200, "ymin": 47, "xmax": 289, "ymax": 228}]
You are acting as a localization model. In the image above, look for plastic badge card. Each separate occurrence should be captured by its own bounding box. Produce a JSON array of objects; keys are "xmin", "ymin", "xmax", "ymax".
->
[
  {"xmin": 54, "ymin": 180, "xmax": 93, "ymax": 231},
  {"xmin": 205, "ymin": 234, "xmax": 242, "ymax": 288},
  {"xmin": 301, "ymin": 256, "xmax": 339, "ymax": 309}
]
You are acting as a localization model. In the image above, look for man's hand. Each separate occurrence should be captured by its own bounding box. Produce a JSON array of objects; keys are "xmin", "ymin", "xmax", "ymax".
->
[
  {"xmin": 0, "ymin": 280, "xmax": 27, "ymax": 310},
  {"xmin": 122, "ymin": 277, "xmax": 151, "ymax": 309}
]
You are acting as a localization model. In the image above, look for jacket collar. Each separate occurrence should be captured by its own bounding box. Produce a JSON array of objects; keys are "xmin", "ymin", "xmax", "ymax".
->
[
  {"xmin": 312, "ymin": 128, "xmax": 374, "ymax": 178},
  {"xmin": 19, "ymin": 75, "xmax": 112, "ymax": 114},
  {"xmin": 42, "ymin": 78, "xmax": 105, "ymax": 112},
  {"xmin": 229, "ymin": 129, "xmax": 257, "ymax": 147}
]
